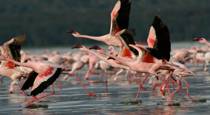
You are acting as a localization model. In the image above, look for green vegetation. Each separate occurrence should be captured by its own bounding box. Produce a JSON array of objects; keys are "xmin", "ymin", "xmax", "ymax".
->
[{"xmin": 0, "ymin": 0, "xmax": 209, "ymax": 47}]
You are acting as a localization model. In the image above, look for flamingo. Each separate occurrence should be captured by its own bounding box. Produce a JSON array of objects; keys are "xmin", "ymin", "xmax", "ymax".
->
[
  {"xmin": 194, "ymin": 38, "xmax": 210, "ymax": 71},
  {"xmin": 136, "ymin": 16, "xmax": 171, "ymax": 62},
  {"xmin": 0, "ymin": 35, "xmax": 26, "ymax": 68},
  {"xmin": 71, "ymin": 0, "xmax": 132, "ymax": 47},
  {"xmin": 109, "ymin": 45, "xmax": 193, "ymax": 101},
  {"xmin": 0, "ymin": 35, "xmax": 28, "ymax": 93},
  {"xmin": 0, "ymin": 35, "xmax": 25, "ymax": 61},
  {"xmin": 7, "ymin": 58, "xmax": 63, "ymax": 107},
  {"xmin": 70, "ymin": 0, "xmax": 138, "ymax": 58},
  {"xmin": 194, "ymin": 37, "xmax": 210, "ymax": 47},
  {"xmin": 0, "ymin": 61, "xmax": 25, "ymax": 93},
  {"xmin": 171, "ymin": 49, "xmax": 192, "ymax": 64},
  {"xmin": 83, "ymin": 46, "xmax": 102, "ymax": 80}
]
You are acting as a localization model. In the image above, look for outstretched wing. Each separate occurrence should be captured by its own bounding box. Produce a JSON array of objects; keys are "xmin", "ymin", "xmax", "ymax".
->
[
  {"xmin": 3, "ymin": 34, "xmax": 26, "ymax": 61},
  {"xmin": 118, "ymin": 29, "xmax": 138, "ymax": 57},
  {"xmin": 110, "ymin": 0, "xmax": 131, "ymax": 35},
  {"xmin": 147, "ymin": 26, "xmax": 157, "ymax": 48},
  {"xmin": 147, "ymin": 16, "xmax": 171, "ymax": 61},
  {"xmin": 21, "ymin": 71, "xmax": 38, "ymax": 91}
]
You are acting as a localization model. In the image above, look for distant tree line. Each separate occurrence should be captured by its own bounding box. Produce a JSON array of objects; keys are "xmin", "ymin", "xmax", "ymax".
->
[{"xmin": 0, "ymin": 0, "xmax": 210, "ymax": 47}]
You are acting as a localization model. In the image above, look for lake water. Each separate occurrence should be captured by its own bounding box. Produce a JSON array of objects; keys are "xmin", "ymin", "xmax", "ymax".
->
[{"xmin": 0, "ymin": 44, "xmax": 210, "ymax": 115}]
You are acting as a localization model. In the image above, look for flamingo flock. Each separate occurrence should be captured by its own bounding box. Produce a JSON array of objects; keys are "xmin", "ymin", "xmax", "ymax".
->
[{"xmin": 0, "ymin": 0, "xmax": 208, "ymax": 107}]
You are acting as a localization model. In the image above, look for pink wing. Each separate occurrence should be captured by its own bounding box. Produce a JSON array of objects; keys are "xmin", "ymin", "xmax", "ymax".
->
[
  {"xmin": 147, "ymin": 26, "xmax": 157, "ymax": 48},
  {"xmin": 31, "ymin": 67, "xmax": 56, "ymax": 91}
]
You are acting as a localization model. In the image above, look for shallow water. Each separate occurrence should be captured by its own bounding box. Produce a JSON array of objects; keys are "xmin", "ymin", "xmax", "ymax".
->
[
  {"xmin": 1, "ymin": 46, "xmax": 210, "ymax": 115},
  {"xmin": 1, "ymin": 65, "xmax": 210, "ymax": 115}
]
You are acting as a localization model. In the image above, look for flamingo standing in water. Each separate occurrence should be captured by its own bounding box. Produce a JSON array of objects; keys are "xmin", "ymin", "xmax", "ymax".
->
[{"xmin": 194, "ymin": 37, "xmax": 210, "ymax": 71}]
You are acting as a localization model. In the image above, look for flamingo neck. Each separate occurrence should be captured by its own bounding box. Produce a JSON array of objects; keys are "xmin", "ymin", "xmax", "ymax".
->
[{"xmin": 77, "ymin": 35, "xmax": 106, "ymax": 42}]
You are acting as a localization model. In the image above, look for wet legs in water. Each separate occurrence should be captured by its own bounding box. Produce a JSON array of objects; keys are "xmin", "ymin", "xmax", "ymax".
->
[
  {"xmin": 75, "ymin": 76, "xmax": 96, "ymax": 97},
  {"xmin": 23, "ymin": 84, "xmax": 56, "ymax": 107},
  {"xmin": 0, "ymin": 77, "xmax": 3, "ymax": 85},
  {"xmin": 135, "ymin": 75, "xmax": 148, "ymax": 99}
]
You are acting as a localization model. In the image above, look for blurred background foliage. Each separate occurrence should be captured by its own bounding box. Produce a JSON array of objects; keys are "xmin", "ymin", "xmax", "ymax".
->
[{"xmin": 0, "ymin": 0, "xmax": 210, "ymax": 47}]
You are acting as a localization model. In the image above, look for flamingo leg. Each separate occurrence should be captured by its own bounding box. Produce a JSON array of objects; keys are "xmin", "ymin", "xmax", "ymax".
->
[
  {"xmin": 182, "ymin": 78, "xmax": 193, "ymax": 100},
  {"xmin": 23, "ymin": 84, "xmax": 56, "ymax": 107},
  {"xmin": 0, "ymin": 77, "xmax": 3, "ymax": 85},
  {"xmin": 167, "ymin": 79, "xmax": 182, "ymax": 102},
  {"xmin": 135, "ymin": 78, "xmax": 145, "ymax": 99},
  {"xmin": 9, "ymin": 80, "xmax": 18, "ymax": 94},
  {"xmin": 135, "ymin": 84, "xmax": 142, "ymax": 100},
  {"xmin": 103, "ymin": 71, "xmax": 109, "ymax": 94},
  {"xmin": 84, "ymin": 69, "xmax": 92, "ymax": 80},
  {"xmin": 56, "ymin": 80, "xmax": 63, "ymax": 95},
  {"xmin": 75, "ymin": 76, "xmax": 96, "ymax": 97}
]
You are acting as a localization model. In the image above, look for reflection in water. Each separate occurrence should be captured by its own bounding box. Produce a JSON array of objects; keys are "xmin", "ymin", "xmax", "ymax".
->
[
  {"xmin": 151, "ymin": 106, "xmax": 176, "ymax": 115},
  {"xmin": 8, "ymin": 94, "xmax": 25, "ymax": 104},
  {"xmin": 22, "ymin": 109, "xmax": 49, "ymax": 115},
  {"xmin": 105, "ymin": 106, "xmax": 189, "ymax": 115}
]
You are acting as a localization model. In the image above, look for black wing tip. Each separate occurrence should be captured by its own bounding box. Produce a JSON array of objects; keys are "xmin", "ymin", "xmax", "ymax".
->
[
  {"xmin": 152, "ymin": 16, "xmax": 163, "ymax": 27},
  {"xmin": 128, "ymin": 28, "xmax": 136, "ymax": 36},
  {"xmin": 120, "ymin": 0, "xmax": 131, "ymax": 3}
]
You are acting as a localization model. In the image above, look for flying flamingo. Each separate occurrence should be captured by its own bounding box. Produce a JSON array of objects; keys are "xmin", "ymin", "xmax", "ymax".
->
[
  {"xmin": 7, "ymin": 58, "xmax": 63, "ymax": 107},
  {"xmin": 0, "ymin": 60, "xmax": 24, "ymax": 93},
  {"xmin": 109, "ymin": 44, "xmax": 193, "ymax": 101},
  {"xmin": 70, "ymin": 0, "xmax": 138, "ymax": 59},
  {"xmin": 0, "ymin": 35, "xmax": 26, "ymax": 67},
  {"xmin": 0, "ymin": 35, "xmax": 27, "ymax": 93},
  {"xmin": 71, "ymin": 0, "xmax": 132, "ymax": 46}
]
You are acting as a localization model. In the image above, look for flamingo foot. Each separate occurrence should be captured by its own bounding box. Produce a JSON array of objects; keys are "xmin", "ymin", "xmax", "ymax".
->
[{"xmin": 160, "ymin": 85, "xmax": 166, "ymax": 96}]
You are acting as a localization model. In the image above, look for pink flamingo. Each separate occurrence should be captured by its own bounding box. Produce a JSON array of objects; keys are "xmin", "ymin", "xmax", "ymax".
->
[
  {"xmin": 194, "ymin": 37, "xmax": 210, "ymax": 47},
  {"xmin": 136, "ymin": 16, "xmax": 171, "ymax": 62},
  {"xmin": 70, "ymin": 0, "xmax": 132, "ymax": 47},
  {"xmin": 110, "ymin": 44, "xmax": 193, "ymax": 101},
  {"xmin": 7, "ymin": 58, "xmax": 63, "ymax": 107},
  {"xmin": 0, "ymin": 35, "xmax": 27, "ymax": 93},
  {"xmin": 70, "ymin": 0, "xmax": 138, "ymax": 59}
]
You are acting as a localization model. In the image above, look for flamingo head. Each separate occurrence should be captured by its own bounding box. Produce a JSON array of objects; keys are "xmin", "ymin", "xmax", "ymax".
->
[
  {"xmin": 193, "ymin": 37, "xmax": 207, "ymax": 44},
  {"xmin": 67, "ymin": 30, "xmax": 80, "ymax": 35}
]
